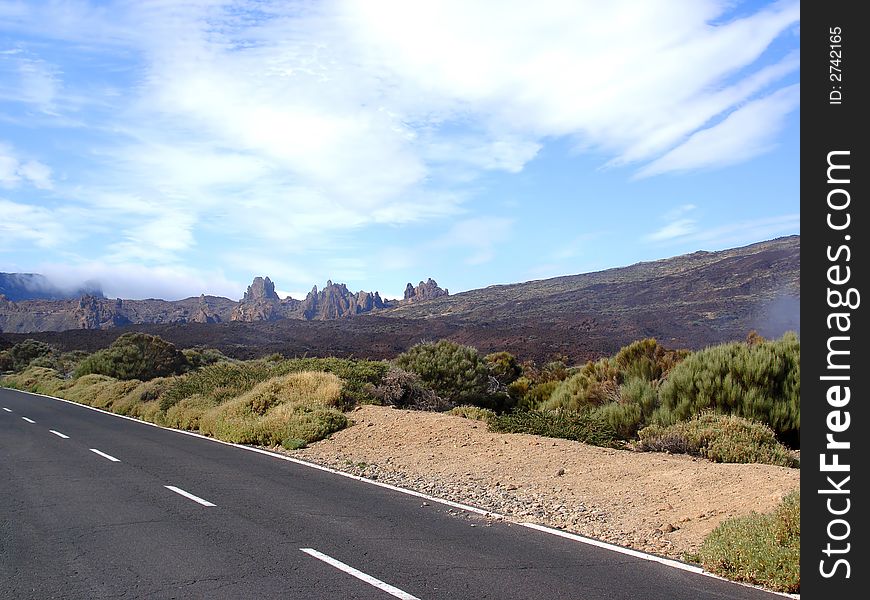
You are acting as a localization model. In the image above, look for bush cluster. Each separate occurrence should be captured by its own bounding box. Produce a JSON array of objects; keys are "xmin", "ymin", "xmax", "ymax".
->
[
  {"xmin": 655, "ymin": 332, "xmax": 800, "ymax": 446},
  {"xmin": 74, "ymin": 333, "xmax": 190, "ymax": 381},
  {"xmin": 0, "ymin": 339, "xmax": 55, "ymax": 372},
  {"xmin": 544, "ymin": 339, "xmax": 688, "ymax": 414},
  {"xmin": 396, "ymin": 340, "xmax": 509, "ymax": 410},
  {"xmin": 636, "ymin": 412, "xmax": 797, "ymax": 467}
]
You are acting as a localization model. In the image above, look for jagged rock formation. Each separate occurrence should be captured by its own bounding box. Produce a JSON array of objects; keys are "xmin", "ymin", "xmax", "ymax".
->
[
  {"xmin": 231, "ymin": 277, "xmax": 282, "ymax": 322},
  {"xmin": 300, "ymin": 280, "xmax": 387, "ymax": 320},
  {"xmin": 73, "ymin": 296, "xmax": 132, "ymax": 329},
  {"xmin": 227, "ymin": 277, "xmax": 390, "ymax": 323},
  {"xmin": 403, "ymin": 278, "xmax": 449, "ymax": 303}
]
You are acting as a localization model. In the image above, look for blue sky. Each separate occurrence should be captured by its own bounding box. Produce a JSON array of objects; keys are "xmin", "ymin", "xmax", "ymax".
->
[{"xmin": 0, "ymin": 0, "xmax": 799, "ymax": 301}]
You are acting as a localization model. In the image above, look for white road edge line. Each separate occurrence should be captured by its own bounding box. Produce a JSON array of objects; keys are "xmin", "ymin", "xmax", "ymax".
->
[
  {"xmin": 300, "ymin": 548, "xmax": 421, "ymax": 600},
  {"xmin": 8, "ymin": 389, "xmax": 797, "ymax": 599},
  {"xmin": 165, "ymin": 485, "xmax": 216, "ymax": 507},
  {"xmin": 2, "ymin": 407, "xmax": 12, "ymax": 412},
  {"xmin": 520, "ymin": 522, "xmax": 702, "ymax": 572},
  {"xmin": 49, "ymin": 430, "xmax": 70, "ymax": 439},
  {"xmin": 89, "ymin": 448, "xmax": 121, "ymax": 462},
  {"xmin": 21, "ymin": 416, "xmax": 35, "ymax": 423}
]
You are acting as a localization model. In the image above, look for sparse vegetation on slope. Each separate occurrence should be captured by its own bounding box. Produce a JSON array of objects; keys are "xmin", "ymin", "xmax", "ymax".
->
[
  {"xmin": 693, "ymin": 490, "xmax": 800, "ymax": 593},
  {"xmin": 2, "ymin": 348, "xmax": 385, "ymax": 450}
]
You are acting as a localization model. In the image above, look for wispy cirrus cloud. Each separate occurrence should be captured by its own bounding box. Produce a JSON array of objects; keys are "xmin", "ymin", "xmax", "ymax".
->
[
  {"xmin": 645, "ymin": 204, "xmax": 699, "ymax": 241},
  {"xmin": 645, "ymin": 211, "xmax": 798, "ymax": 248},
  {"xmin": 636, "ymin": 85, "xmax": 801, "ymax": 178}
]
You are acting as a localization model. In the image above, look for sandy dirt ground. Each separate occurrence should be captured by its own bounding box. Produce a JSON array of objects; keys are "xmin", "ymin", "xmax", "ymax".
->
[{"xmin": 294, "ymin": 405, "xmax": 800, "ymax": 560}]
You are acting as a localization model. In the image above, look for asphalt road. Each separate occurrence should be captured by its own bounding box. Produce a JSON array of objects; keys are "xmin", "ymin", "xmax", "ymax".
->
[{"xmin": 1, "ymin": 387, "xmax": 787, "ymax": 600}]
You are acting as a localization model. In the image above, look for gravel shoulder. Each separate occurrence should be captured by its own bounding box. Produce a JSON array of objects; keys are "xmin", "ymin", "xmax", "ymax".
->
[{"xmin": 293, "ymin": 405, "xmax": 800, "ymax": 560}]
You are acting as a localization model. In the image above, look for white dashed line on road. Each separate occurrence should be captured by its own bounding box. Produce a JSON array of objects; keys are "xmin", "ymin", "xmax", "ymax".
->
[
  {"xmin": 2, "ymin": 407, "xmax": 11, "ymax": 412},
  {"xmin": 164, "ymin": 485, "xmax": 216, "ymax": 507},
  {"xmin": 49, "ymin": 430, "xmax": 70, "ymax": 439},
  {"xmin": 300, "ymin": 548, "xmax": 422, "ymax": 600},
  {"xmin": 89, "ymin": 448, "xmax": 121, "ymax": 462},
  {"xmin": 21, "ymin": 417, "xmax": 35, "ymax": 423}
]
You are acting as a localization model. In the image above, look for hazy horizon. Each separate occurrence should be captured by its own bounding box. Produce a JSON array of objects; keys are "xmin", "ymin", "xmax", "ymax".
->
[{"xmin": 2, "ymin": 234, "xmax": 798, "ymax": 302}]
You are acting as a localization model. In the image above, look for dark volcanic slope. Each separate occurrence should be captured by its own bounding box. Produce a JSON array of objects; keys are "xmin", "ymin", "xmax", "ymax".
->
[
  {"xmin": 378, "ymin": 235, "xmax": 800, "ymax": 360},
  {"xmin": 0, "ymin": 237, "xmax": 799, "ymax": 363}
]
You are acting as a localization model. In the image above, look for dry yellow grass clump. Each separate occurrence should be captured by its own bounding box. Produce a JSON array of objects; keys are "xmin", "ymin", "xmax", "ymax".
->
[{"xmin": 198, "ymin": 371, "xmax": 347, "ymax": 447}]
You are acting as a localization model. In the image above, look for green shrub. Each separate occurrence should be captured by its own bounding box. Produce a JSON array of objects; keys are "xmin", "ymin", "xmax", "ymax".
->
[
  {"xmin": 279, "ymin": 404, "xmax": 348, "ymax": 445},
  {"xmin": 5, "ymin": 339, "xmax": 56, "ymax": 372},
  {"xmin": 637, "ymin": 412, "xmax": 797, "ymax": 467},
  {"xmin": 590, "ymin": 402, "xmax": 643, "ymax": 440},
  {"xmin": 544, "ymin": 357, "xmax": 621, "ymax": 412},
  {"xmin": 282, "ymin": 437, "xmax": 308, "ymax": 450},
  {"xmin": 519, "ymin": 356, "xmax": 570, "ymax": 385},
  {"xmin": 695, "ymin": 490, "xmax": 800, "ymax": 593},
  {"xmin": 91, "ymin": 379, "xmax": 141, "ymax": 410},
  {"xmin": 74, "ymin": 333, "xmax": 189, "ymax": 381},
  {"xmin": 448, "ymin": 405, "xmax": 496, "ymax": 422},
  {"xmin": 613, "ymin": 338, "xmax": 689, "ymax": 383},
  {"xmin": 518, "ymin": 379, "xmax": 559, "ymax": 410},
  {"xmin": 488, "ymin": 410, "xmax": 618, "ymax": 447},
  {"xmin": 64, "ymin": 374, "xmax": 116, "ymax": 406},
  {"xmin": 182, "ymin": 346, "xmax": 232, "ymax": 370},
  {"xmin": 655, "ymin": 333, "xmax": 800, "ymax": 446},
  {"xmin": 485, "ymin": 351, "xmax": 522, "ymax": 386},
  {"xmin": 396, "ymin": 340, "xmax": 502, "ymax": 409}
]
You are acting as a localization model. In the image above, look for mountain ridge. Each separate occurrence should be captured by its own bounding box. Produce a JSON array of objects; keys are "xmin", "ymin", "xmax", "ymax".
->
[{"xmin": 1, "ymin": 236, "xmax": 799, "ymax": 364}]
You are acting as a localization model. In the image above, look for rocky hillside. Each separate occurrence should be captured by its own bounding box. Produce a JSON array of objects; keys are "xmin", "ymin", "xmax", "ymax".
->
[
  {"xmin": 1, "ymin": 237, "xmax": 798, "ymax": 364},
  {"xmin": 385, "ymin": 235, "xmax": 799, "ymax": 348}
]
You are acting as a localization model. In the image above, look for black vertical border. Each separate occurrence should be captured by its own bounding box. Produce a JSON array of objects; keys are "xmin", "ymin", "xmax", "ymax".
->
[{"xmin": 802, "ymin": 1, "xmax": 867, "ymax": 597}]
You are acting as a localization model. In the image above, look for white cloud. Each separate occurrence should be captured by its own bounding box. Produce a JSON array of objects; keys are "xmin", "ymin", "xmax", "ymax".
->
[
  {"xmin": 0, "ymin": 198, "xmax": 67, "ymax": 248},
  {"xmin": 17, "ymin": 57, "xmax": 61, "ymax": 112},
  {"xmin": 38, "ymin": 261, "xmax": 244, "ymax": 301},
  {"xmin": 646, "ymin": 205, "xmax": 699, "ymax": 241},
  {"xmin": 636, "ymin": 84, "xmax": 800, "ymax": 177},
  {"xmin": 646, "ymin": 218, "xmax": 698, "ymax": 242},
  {"xmin": 645, "ymin": 213, "xmax": 799, "ymax": 248},
  {"xmin": 0, "ymin": 0, "xmax": 800, "ymax": 281},
  {"xmin": 65, "ymin": 1, "xmax": 796, "ymax": 199},
  {"xmin": 0, "ymin": 143, "xmax": 53, "ymax": 189},
  {"xmin": 16, "ymin": 160, "xmax": 53, "ymax": 189}
]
